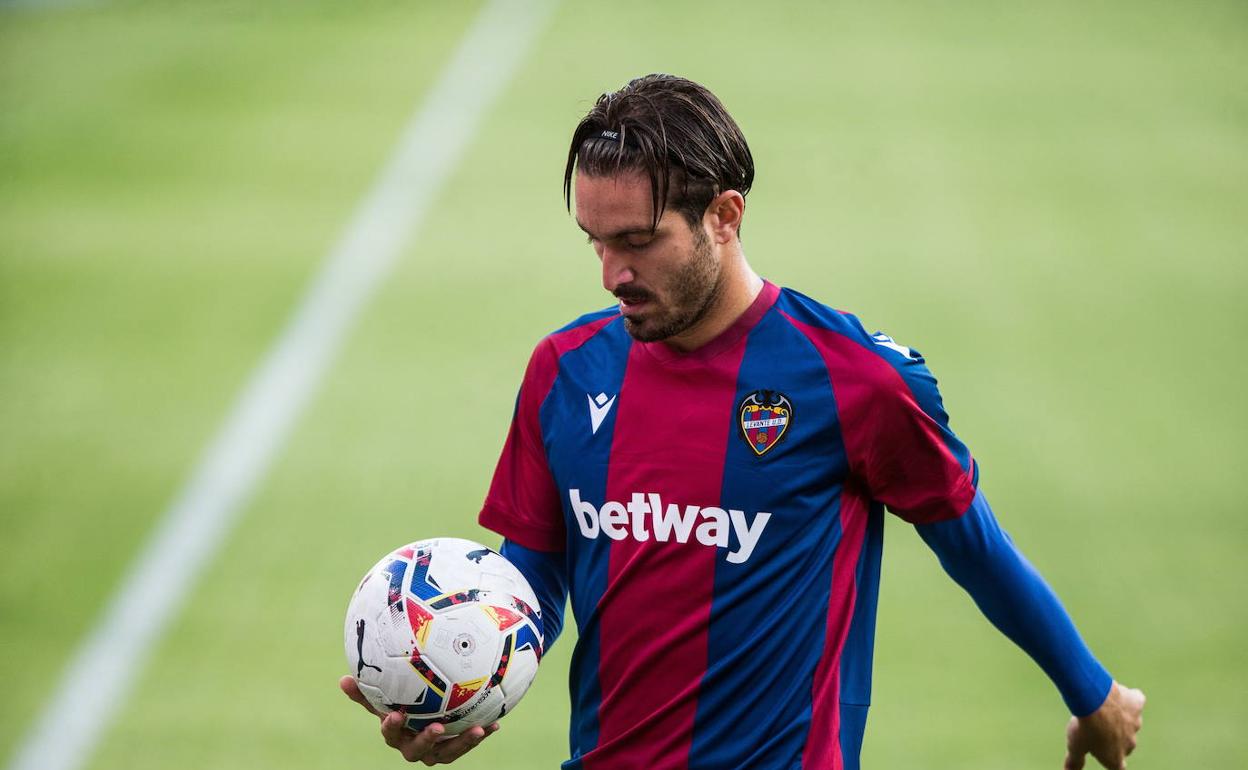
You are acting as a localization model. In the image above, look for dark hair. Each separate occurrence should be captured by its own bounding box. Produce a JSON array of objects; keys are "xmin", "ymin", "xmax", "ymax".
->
[{"xmin": 563, "ymin": 74, "xmax": 754, "ymax": 232}]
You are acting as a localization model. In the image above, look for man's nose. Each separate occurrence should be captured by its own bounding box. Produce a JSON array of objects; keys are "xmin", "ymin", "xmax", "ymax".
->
[{"xmin": 601, "ymin": 248, "xmax": 636, "ymax": 293}]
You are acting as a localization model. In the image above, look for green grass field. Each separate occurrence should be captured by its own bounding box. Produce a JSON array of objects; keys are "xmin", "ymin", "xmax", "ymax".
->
[{"xmin": 2, "ymin": 1, "xmax": 1245, "ymax": 768}]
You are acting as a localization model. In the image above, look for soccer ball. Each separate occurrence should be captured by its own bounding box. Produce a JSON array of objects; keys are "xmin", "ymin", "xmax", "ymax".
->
[{"xmin": 343, "ymin": 537, "xmax": 543, "ymax": 735}]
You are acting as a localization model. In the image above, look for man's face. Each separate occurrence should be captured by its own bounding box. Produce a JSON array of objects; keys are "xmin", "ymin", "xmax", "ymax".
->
[{"xmin": 574, "ymin": 171, "xmax": 722, "ymax": 343}]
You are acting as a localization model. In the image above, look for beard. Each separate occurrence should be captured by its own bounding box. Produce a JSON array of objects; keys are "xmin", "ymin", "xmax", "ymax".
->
[{"xmin": 618, "ymin": 225, "xmax": 723, "ymax": 343}]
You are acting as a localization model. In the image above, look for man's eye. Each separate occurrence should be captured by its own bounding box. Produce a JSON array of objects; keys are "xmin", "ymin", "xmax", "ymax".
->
[{"xmin": 624, "ymin": 238, "xmax": 652, "ymax": 250}]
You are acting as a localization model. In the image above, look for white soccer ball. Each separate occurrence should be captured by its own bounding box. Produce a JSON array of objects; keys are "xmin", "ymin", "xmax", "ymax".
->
[{"xmin": 343, "ymin": 537, "xmax": 543, "ymax": 735}]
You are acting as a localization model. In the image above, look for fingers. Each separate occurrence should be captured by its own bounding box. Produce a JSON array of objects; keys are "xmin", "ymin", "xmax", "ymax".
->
[
  {"xmin": 378, "ymin": 713, "xmax": 499, "ymax": 764},
  {"xmin": 1125, "ymin": 687, "xmax": 1146, "ymax": 720},
  {"xmin": 339, "ymin": 675, "xmax": 381, "ymax": 717},
  {"xmin": 1114, "ymin": 685, "xmax": 1145, "ymax": 762},
  {"xmin": 381, "ymin": 712, "xmax": 445, "ymax": 762},
  {"xmin": 1065, "ymin": 717, "xmax": 1087, "ymax": 770},
  {"xmin": 345, "ymin": 675, "xmax": 498, "ymax": 764},
  {"xmin": 419, "ymin": 724, "xmax": 496, "ymax": 766},
  {"xmin": 1070, "ymin": 744, "xmax": 1123, "ymax": 770},
  {"xmin": 1088, "ymin": 740, "xmax": 1129, "ymax": 769}
]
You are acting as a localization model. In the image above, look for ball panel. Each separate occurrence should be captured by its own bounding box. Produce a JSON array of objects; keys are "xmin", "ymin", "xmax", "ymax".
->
[
  {"xmin": 441, "ymin": 686, "xmax": 505, "ymax": 735},
  {"xmin": 423, "ymin": 606, "xmax": 503, "ymax": 682},
  {"xmin": 353, "ymin": 679, "xmax": 389, "ymax": 715},
  {"xmin": 500, "ymin": 643, "xmax": 540, "ymax": 705}
]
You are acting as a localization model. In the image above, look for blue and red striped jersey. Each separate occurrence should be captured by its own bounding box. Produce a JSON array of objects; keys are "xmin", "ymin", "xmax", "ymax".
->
[{"xmin": 479, "ymin": 281, "xmax": 978, "ymax": 769}]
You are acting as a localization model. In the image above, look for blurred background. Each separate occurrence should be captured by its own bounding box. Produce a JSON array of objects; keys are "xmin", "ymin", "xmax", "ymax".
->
[{"xmin": 2, "ymin": 1, "xmax": 1244, "ymax": 768}]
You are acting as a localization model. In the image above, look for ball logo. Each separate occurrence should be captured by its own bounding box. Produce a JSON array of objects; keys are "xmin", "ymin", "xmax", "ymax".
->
[
  {"xmin": 355, "ymin": 619, "xmax": 383, "ymax": 677},
  {"xmin": 738, "ymin": 390, "xmax": 792, "ymax": 457}
]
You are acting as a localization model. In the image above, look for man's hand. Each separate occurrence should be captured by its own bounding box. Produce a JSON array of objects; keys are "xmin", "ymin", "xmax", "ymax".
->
[
  {"xmin": 339, "ymin": 675, "xmax": 499, "ymax": 765},
  {"xmin": 1064, "ymin": 681, "xmax": 1145, "ymax": 769}
]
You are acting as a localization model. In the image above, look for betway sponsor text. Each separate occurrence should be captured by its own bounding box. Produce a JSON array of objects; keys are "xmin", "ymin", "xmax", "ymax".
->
[{"xmin": 568, "ymin": 489, "xmax": 771, "ymax": 564}]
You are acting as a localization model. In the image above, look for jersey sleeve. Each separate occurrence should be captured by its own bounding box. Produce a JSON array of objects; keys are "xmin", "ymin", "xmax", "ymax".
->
[
  {"xmin": 499, "ymin": 539, "xmax": 569, "ymax": 652},
  {"xmin": 917, "ymin": 490, "xmax": 1113, "ymax": 715},
  {"xmin": 853, "ymin": 333, "xmax": 977, "ymax": 524},
  {"xmin": 479, "ymin": 339, "xmax": 566, "ymax": 552}
]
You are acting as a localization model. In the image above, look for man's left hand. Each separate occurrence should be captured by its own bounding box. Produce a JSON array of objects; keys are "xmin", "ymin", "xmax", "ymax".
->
[{"xmin": 1063, "ymin": 681, "xmax": 1145, "ymax": 769}]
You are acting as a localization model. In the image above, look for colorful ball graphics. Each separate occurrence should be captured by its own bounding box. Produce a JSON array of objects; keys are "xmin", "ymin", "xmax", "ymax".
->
[{"xmin": 344, "ymin": 538, "xmax": 543, "ymax": 735}]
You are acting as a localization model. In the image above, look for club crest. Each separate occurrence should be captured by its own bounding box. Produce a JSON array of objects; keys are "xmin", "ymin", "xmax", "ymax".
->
[{"xmin": 738, "ymin": 390, "xmax": 793, "ymax": 457}]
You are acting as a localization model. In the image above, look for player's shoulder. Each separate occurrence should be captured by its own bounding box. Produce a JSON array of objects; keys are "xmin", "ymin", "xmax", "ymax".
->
[
  {"xmin": 774, "ymin": 286, "xmax": 926, "ymax": 368},
  {"xmin": 774, "ymin": 286, "xmax": 870, "ymax": 340},
  {"xmin": 769, "ymin": 284, "xmax": 951, "ymax": 414},
  {"xmin": 518, "ymin": 306, "xmax": 622, "ymax": 389},
  {"xmin": 550, "ymin": 305, "xmax": 620, "ymax": 338},
  {"xmin": 528, "ymin": 305, "xmax": 623, "ymax": 363}
]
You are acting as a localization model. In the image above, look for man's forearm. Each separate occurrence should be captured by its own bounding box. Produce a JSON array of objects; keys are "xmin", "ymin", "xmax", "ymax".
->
[{"xmin": 915, "ymin": 490, "xmax": 1113, "ymax": 716}]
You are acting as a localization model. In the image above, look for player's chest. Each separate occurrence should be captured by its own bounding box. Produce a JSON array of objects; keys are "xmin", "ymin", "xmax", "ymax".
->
[{"xmin": 538, "ymin": 351, "xmax": 851, "ymax": 494}]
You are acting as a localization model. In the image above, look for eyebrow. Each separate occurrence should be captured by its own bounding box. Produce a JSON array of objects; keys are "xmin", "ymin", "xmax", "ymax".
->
[{"xmin": 576, "ymin": 220, "xmax": 657, "ymax": 241}]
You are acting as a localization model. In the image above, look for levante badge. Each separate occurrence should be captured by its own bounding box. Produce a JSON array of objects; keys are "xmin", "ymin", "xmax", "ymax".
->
[{"xmin": 738, "ymin": 390, "xmax": 793, "ymax": 457}]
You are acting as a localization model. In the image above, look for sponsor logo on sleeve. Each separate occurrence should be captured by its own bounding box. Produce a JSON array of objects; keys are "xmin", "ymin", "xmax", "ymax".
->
[{"xmin": 871, "ymin": 332, "xmax": 914, "ymax": 358}]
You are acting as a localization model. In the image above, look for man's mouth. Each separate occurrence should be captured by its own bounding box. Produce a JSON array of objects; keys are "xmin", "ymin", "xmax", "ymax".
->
[{"xmin": 615, "ymin": 290, "xmax": 653, "ymax": 316}]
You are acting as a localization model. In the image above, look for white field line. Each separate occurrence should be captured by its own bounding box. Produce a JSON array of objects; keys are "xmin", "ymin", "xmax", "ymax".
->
[{"xmin": 5, "ymin": 2, "xmax": 556, "ymax": 769}]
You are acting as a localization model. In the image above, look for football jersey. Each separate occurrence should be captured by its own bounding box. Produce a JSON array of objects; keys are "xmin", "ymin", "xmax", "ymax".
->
[{"xmin": 480, "ymin": 281, "xmax": 978, "ymax": 769}]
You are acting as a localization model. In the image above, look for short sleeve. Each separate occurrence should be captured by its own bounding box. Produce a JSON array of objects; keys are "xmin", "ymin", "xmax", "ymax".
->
[
  {"xmin": 478, "ymin": 340, "xmax": 567, "ymax": 552},
  {"xmin": 853, "ymin": 334, "xmax": 977, "ymax": 524}
]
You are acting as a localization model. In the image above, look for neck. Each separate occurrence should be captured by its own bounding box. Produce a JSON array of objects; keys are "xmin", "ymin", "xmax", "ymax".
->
[{"xmin": 665, "ymin": 248, "xmax": 763, "ymax": 352}]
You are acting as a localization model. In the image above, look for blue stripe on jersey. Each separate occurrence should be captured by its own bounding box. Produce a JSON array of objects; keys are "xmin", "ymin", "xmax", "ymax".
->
[
  {"xmin": 838, "ymin": 703, "xmax": 869, "ymax": 770},
  {"xmin": 537, "ymin": 316, "xmax": 631, "ymax": 767},
  {"xmin": 838, "ymin": 503, "xmax": 883, "ymax": 706},
  {"xmin": 552, "ymin": 305, "xmax": 619, "ymax": 335},
  {"xmin": 837, "ymin": 502, "xmax": 884, "ymax": 763},
  {"xmin": 688, "ymin": 307, "xmax": 851, "ymax": 768}
]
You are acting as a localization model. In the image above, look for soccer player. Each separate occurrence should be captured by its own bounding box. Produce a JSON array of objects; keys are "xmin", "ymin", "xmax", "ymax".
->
[{"xmin": 341, "ymin": 74, "xmax": 1145, "ymax": 768}]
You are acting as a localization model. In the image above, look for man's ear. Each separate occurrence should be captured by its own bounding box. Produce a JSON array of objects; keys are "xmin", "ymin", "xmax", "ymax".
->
[{"xmin": 705, "ymin": 190, "xmax": 745, "ymax": 243}]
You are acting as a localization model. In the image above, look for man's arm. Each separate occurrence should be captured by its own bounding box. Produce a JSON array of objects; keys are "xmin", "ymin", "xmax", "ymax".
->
[{"xmin": 916, "ymin": 490, "xmax": 1144, "ymax": 768}]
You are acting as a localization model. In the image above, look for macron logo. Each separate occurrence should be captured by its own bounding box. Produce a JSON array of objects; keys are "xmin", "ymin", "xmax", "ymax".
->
[
  {"xmin": 568, "ymin": 489, "xmax": 772, "ymax": 564},
  {"xmin": 587, "ymin": 392, "xmax": 616, "ymax": 434},
  {"xmin": 871, "ymin": 332, "xmax": 913, "ymax": 359}
]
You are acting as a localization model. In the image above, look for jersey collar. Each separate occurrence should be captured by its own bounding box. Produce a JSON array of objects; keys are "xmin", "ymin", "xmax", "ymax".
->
[{"xmin": 640, "ymin": 279, "xmax": 780, "ymax": 365}]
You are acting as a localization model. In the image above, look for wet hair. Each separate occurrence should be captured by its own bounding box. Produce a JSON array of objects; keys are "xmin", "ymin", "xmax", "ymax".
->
[{"xmin": 563, "ymin": 74, "xmax": 754, "ymax": 232}]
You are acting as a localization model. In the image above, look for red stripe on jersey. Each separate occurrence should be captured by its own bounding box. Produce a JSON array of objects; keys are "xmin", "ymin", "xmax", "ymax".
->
[
  {"xmin": 480, "ymin": 315, "xmax": 617, "ymax": 552},
  {"xmin": 588, "ymin": 339, "xmax": 749, "ymax": 769},
  {"xmin": 801, "ymin": 485, "xmax": 869, "ymax": 769}
]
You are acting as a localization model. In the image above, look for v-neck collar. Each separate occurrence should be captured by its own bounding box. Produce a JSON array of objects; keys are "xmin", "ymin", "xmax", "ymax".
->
[{"xmin": 638, "ymin": 280, "xmax": 780, "ymax": 366}]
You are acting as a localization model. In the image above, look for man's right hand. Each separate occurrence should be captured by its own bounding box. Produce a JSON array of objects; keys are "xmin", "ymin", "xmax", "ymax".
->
[{"xmin": 339, "ymin": 675, "xmax": 499, "ymax": 765}]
